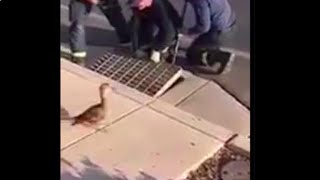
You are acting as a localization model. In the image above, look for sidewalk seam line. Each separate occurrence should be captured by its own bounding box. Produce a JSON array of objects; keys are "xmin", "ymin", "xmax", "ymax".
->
[
  {"xmin": 61, "ymin": 105, "xmax": 144, "ymax": 152},
  {"xmin": 175, "ymin": 80, "xmax": 210, "ymax": 106},
  {"xmin": 210, "ymin": 79, "xmax": 250, "ymax": 110}
]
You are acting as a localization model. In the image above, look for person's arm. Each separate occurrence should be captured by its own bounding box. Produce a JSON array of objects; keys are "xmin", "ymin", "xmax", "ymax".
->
[{"xmin": 188, "ymin": 0, "xmax": 211, "ymax": 34}]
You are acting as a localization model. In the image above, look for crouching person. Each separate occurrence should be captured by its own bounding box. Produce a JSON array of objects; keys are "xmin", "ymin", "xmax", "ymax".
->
[
  {"xmin": 129, "ymin": 0, "xmax": 181, "ymax": 63},
  {"xmin": 186, "ymin": 0, "xmax": 236, "ymax": 74}
]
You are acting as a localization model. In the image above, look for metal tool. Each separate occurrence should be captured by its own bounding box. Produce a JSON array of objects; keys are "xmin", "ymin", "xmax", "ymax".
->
[{"xmin": 166, "ymin": 0, "xmax": 189, "ymax": 65}]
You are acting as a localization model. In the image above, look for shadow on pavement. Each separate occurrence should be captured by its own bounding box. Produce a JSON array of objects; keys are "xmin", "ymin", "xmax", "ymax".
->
[
  {"xmin": 60, "ymin": 24, "xmax": 120, "ymax": 47},
  {"xmin": 61, "ymin": 106, "xmax": 70, "ymax": 119},
  {"xmin": 61, "ymin": 157, "xmax": 159, "ymax": 180}
]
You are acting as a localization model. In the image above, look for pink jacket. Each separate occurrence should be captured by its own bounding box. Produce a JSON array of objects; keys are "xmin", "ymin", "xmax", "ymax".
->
[{"xmin": 131, "ymin": 0, "xmax": 153, "ymax": 10}]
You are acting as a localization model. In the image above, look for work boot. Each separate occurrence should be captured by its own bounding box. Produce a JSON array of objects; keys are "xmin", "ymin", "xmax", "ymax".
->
[
  {"xmin": 204, "ymin": 50, "xmax": 235, "ymax": 74},
  {"xmin": 150, "ymin": 50, "xmax": 161, "ymax": 63},
  {"xmin": 150, "ymin": 47, "xmax": 169, "ymax": 63},
  {"xmin": 119, "ymin": 37, "xmax": 131, "ymax": 46},
  {"xmin": 71, "ymin": 52, "xmax": 86, "ymax": 67},
  {"xmin": 214, "ymin": 50, "xmax": 235, "ymax": 74}
]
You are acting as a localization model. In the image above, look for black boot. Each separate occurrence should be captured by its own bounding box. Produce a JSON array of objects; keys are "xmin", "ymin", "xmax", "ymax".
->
[
  {"xmin": 71, "ymin": 52, "xmax": 86, "ymax": 67},
  {"xmin": 206, "ymin": 50, "xmax": 235, "ymax": 74},
  {"xmin": 214, "ymin": 50, "xmax": 235, "ymax": 74}
]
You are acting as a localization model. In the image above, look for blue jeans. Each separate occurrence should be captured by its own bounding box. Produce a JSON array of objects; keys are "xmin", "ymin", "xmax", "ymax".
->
[
  {"xmin": 188, "ymin": 0, "xmax": 236, "ymax": 34},
  {"xmin": 69, "ymin": 0, "xmax": 129, "ymax": 53}
]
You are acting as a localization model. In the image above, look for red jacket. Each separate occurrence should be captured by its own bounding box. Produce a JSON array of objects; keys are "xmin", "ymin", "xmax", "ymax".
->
[{"xmin": 84, "ymin": 0, "xmax": 100, "ymax": 5}]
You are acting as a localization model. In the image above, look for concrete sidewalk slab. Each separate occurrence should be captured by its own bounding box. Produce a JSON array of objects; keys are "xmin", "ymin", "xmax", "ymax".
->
[
  {"xmin": 61, "ymin": 68, "xmax": 143, "ymax": 149},
  {"xmin": 61, "ymin": 107, "xmax": 224, "ymax": 180},
  {"xmin": 149, "ymin": 100, "xmax": 235, "ymax": 142},
  {"xmin": 177, "ymin": 82, "xmax": 250, "ymax": 136},
  {"xmin": 159, "ymin": 71, "xmax": 209, "ymax": 106},
  {"xmin": 197, "ymin": 56, "xmax": 250, "ymax": 108}
]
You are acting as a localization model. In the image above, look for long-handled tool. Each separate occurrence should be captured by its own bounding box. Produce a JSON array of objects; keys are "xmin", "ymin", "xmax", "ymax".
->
[
  {"xmin": 167, "ymin": 0, "xmax": 189, "ymax": 65},
  {"xmin": 181, "ymin": 0, "xmax": 188, "ymax": 26}
]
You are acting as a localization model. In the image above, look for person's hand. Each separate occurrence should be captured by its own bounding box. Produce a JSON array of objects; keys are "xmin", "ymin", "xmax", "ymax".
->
[
  {"xmin": 131, "ymin": 0, "xmax": 153, "ymax": 10},
  {"xmin": 86, "ymin": 0, "xmax": 99, "ymax": 5}
]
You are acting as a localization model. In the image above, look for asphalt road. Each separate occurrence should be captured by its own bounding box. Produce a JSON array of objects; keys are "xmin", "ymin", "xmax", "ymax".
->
[{"xmin": 60, "ymin": 0, "xmax": 250, "ymax": 108}]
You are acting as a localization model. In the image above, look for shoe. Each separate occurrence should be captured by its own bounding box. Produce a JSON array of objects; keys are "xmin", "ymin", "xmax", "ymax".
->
[
  {"xmin": 150, "ymin": 47, "xmax": 171, "ymax": 63},
  {"xmin": 71, "ymin": 56, "xmax": 86, "ymax": 67},
  {"xmin": 200, "ymin": 51, "xmax": 210, "ymax": 66},
  {"xmin": 71, "ymin": 52, "xmax": 86, "ymax": 67},
  {"xmin": 202, "ymin": 50, "xmax": 235, "ymax": 74},
  {"xmin": 214, "ymin": 50, "xmax": 235, "ymax": 74},
  {"xmin": 150, "ymin": 50, "xmax": 161, "ymax": 63}
]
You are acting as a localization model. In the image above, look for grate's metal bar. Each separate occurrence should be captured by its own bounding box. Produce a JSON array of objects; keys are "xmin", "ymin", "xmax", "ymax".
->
[
  {"xmin": 136, "ymin": 63, "xmax": 167, "ymax": 92},
  {"xmin": 134, "ymin": 63, "xmax": 163, "ymax": 90},
  {"xmin": 143, "ymin": 68, "xmax": 169, "ymax": 94},
  {"xmin": 100, "ymin": 56, "xmax": 127, "ymax": 77},
  {"xmin": 94, "ymin": 55, "xmax": 116, "ymax": 74},
  {"xmin": 93, "ymin": 54, "xmax": 116, "ymax": 72},
  {"xmin": 119, "ymin": 60, "xmax": 149, "ymax": 84},
  {"xmin": 109, "ymin": 58, "xmax": 134, "ymax": 80},
  {"xmin": 107, "ymin": 56, "xmax": 130, "ymax": 79},
  {"xmin": 125, "ymin": 62, "xmax": 156, "ymax": 88},
  {"xmin": 154, "ymin": 69, "xmax": 182, "ymax": 97},
  {"xmin": 116, "ymin": 59, "xmax": 141, "ymax": 82}
]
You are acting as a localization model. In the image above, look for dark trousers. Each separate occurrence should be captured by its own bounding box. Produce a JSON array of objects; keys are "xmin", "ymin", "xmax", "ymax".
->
[
  {"xmin": 69, "ymin": 0, "xmax": 129, "ymax": 53},
  {"xmin": 130, "ymin": 0, "xmax": 178, "ymax": 53},
  {"xmin": 130, "ymin": 15, "xmax": 155, "ymax": 52}
]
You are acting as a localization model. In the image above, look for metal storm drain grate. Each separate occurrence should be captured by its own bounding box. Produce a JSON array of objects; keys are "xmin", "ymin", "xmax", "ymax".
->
[{"xmin": 89, "ymin": 52, "xmax": 182, "ymax": 97}]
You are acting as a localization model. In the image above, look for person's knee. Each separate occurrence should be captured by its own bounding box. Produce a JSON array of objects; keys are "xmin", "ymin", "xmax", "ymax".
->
[
  {"xmin": 70, "ymin": 22, "xmax": 85, "ymax": 33},
  {"xmin": 198, "ymin": 24, "xmax": 211, "ymax": 34}
]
